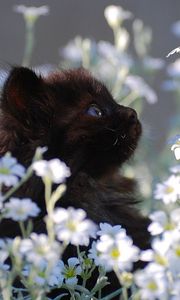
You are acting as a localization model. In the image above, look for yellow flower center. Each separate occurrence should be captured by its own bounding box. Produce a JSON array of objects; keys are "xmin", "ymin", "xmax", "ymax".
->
[
  {"xmin": 165, "ymin": 186, "xmax": 174, "ymax": 194},
  {"xmin": 65, "ymin": 267, "xmax": 76, "ymax": 278},
  {"xmin": 175, "ymin": 246, "xmax": 180, "ymax": 257},
  {"xmin": 110, "ymin": 248, "xmax": 120, "ymax": 259},
  {"xmin": 155, "ymin": 254, "xmax": 168, "ymax": 266},
  {"xmin": 0, "ymin": 168, "xmax": 10, "ymax": 175},
  {"xmin": 36, "ymin": 246, "xmax": 46, "ymax": 255},
  {"xmin": 67, "ymin": 221, "xmax": 77, "ymax": 231},
  {"xmin": 16, "ymin": 208, "xmax": 26, "ymax": 215},
  {"xmin": 147, "ymin": 281, "xmax": 158, "ymax": 291},
  {"xmin": 164, "ymin": 222, "xmax": 175, "ymax": 231}
]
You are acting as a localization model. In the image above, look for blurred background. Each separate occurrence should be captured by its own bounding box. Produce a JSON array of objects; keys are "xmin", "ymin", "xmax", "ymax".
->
[{"xmin": 0, "ymin": 0, "xmax": 180, "ymax": 209}]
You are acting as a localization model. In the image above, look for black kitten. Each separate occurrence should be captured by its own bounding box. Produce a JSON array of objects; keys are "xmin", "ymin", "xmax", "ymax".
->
[{"xmin": 0, "ymin": 67, "xmax": 150, "ymax": 297}]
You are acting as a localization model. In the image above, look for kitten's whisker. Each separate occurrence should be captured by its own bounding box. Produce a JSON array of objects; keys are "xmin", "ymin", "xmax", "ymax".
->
[
  {"xmin": 113, "ymin": 137, "xmax": 119, "ymax": 146},
  {"xmin": 128, "ymin": 145, "xmax": 135, "ymax": 152},
  {"xmin": 105, "ymin": 127, "xmax": 117, "ymax": 133},
  {"xmin": 121, "ymin": 134, "xmax": 126, "ymax": 139}
]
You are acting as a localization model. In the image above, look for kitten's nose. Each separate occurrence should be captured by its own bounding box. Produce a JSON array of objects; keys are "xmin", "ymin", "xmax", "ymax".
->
[
  {"xmin": 117, "ymin": 105, "xmax": 138, "ymax": 124},
  {"xmin": 127, "ymin": 108, "xmax": 137, "ymax": 124}
]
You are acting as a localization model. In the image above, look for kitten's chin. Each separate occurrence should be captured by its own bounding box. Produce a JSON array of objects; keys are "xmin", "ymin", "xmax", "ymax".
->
[
  {"xmin": 114, "ymin": 121, "xmax": 142, "ymax": 163},
  {"xmin": 128, "ymin": 120, "xmax": 142, "ymax": 140},
  {"xmin": 116, "ymin": 120, "xmax": 142, "ymax": 147}
]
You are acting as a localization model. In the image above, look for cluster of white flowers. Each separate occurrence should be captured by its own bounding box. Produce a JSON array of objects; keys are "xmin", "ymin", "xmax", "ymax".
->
[
  {"xmin": 52, "ymin": 207, "xmax": 97, "ymax": 246},
  {"xmin": 89, "ymin": 223, "xmax": 139, "ymax": 272},
  {"xmin": 0, "ymin": 147, "xmax": 180, "ymax": 299},
  {"xmin": 135, "ymin": 229, "xmax": 180, "ymax": 299},
  {"xmin": 1, "ymin": 133, "xmax": 180, "ymax": 300},
  {"xmin": 134, "ymin": 147, "xmax": 180, "ymax": 299},
  {"xmin": 23, "ymin": 257, "xmax": 82, "ymax": 289}
]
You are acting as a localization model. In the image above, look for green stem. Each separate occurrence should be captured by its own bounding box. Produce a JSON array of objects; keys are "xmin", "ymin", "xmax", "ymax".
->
[
  {"xmin": 122, "ymin": 287, "xmax": 128, "ymax": 300},
  {"xmin": 61, "ymin": 283, "xmax": 90, "ymax": 295},
  {"xmin": 22, "ymin": 22, "xmax": 35, "ymax": 67},
  {"xmin": 100, "ymin": 288, "xmax": 122, "ymax": 300},
  {"xmin": 19, "ymin": 221, "xmax": 27, "ymax": 238},
  {"xmin": 113, "ymin": 27, "xmax": 119, "ymax": 49},
  {"xmin": 44, "ymin": 177, "xmax": 52, "ymax": 211},
  {"xmin": 3, "ymin": 166, "xmax": 33, "ymax": 202},
  {"xmin": 76, "ymin": 245, "xmax": 87, "ymax": 292},
  {"xmin": 50, "ymin": 184, "xmax": 66, "ymax": 208},
  {"xmin": 45, "ymin": 216, "xmax": 55, "ymax": 243},
  {"xmin": 44, "ymin": 177, "xmax": 56, "ymax": 242}
]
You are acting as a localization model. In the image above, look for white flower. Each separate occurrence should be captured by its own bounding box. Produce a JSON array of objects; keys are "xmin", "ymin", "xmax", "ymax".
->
[
  {"xmin": 104, "ymin": 5, "xmax": 132, "ymax": 29},
  {"xmin": 96, "ymin": 234, "xmax": 139, "ymax": 272},
  {"xmin": 20, "ymin": 233, "xmax": 60, "ymax": 267},
  {"xmin": 47, "ymin": 260, "xmax": 64, "ymax": 287},
  {"xmin": 23, "ymin": 259, "xmax": 64, "ymax": 287},
  {"xmin": 14, "ymin": 5, "xmax": 49, "ymax": 24},
  {"xmin": 3, "ymin": 198, "xmax": 40, "ymax": 221},
  {"xmin": 52, "ymin": 207, "xmax": 97, "ymax": 246},
  {"xmin": 97, "ymin": 222, "xmax": 126, "ymax": 240},
  {"xmin": 148, "ymin": 209, "xmax": 180, "ymax": 235},
  {"xmin": 88, "ymin": 241, "xmax": 102, "ymax": 266},
  {"xmin": 141, "ymin": 234, "xmax": 171, "ymax": 268},
  {"xmin": 154, "ymin": 175, "xmax": 180, "ymax": 204},
  {"xmin": 61, "ymin": 257, "xmax": 81, "ymax": 288},
  {"xmin": 125, "ymin": 75, "xmax": 157, "ymax": 104},
  {"xmin": 0, "ymin": 153, "xmax": 25, "ymax": 187},
  {"xmin": 60, "ymin": 37, "xmax": 83, "ymax": 65},
  {"xmin": 167, "ymin": 59, "xmax": 180, "ymax": 77},
  {"xmin": 171, "ymin": 138, "xmax": 180, "ymax": 160},
  {"xmin": 32, "ymin": 159, "xmax": 70, "ymax": 183},
  {"xmin": 166, "ymin": 230, "xmax": 180, "ymax": 276},
  {"xmin": 135, "ymin": 263, "xmax": 167, "ymax": 300}
]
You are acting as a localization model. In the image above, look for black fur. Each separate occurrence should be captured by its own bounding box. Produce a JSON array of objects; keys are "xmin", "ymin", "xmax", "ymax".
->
[{"xmin": 0, "ymin": 67, "xmax": 150, "ymax": 298}]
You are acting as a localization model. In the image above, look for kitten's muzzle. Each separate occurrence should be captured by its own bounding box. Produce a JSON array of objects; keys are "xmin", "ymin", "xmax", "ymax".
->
[
  {"xmin": 116, "ymin": 106, "xmax": 141, "ymax": 139},
  {"xmin": 126, "ymin": 108, "xmax": 138, "ymax": 124},
  {"xmin": 117, "ymin": 106, "xmax": 138, "ymax": 124}
]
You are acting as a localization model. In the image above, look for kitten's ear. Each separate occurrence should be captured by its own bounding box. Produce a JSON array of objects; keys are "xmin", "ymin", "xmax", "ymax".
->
[{"xmin": 2, "ymin": 67, "xmax": 45, "ymax": 122}]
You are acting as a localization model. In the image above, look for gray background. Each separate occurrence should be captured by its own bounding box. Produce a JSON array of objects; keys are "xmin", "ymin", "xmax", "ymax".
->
[{"xmin": 0, "ymin": 0, "xmax": 180, "ymax": 150}]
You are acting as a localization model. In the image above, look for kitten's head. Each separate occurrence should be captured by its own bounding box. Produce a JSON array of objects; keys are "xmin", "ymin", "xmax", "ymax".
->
[{"xmin": 0, "ymin": 67, "xmax": 141, "ymax": 177}]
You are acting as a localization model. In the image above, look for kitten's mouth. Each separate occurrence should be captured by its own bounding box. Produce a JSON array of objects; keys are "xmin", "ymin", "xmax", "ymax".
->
[
  {"xmin": 121, "ymin": 134, "xmax": 126, "ymax": 139},
  {"xmin": 114, "ymin": 121, "xmax": 142, "ymax": 146}
]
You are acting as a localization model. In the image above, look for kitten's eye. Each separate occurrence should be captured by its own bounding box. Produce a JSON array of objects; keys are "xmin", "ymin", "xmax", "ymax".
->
[{"xmin": 86, "ymin": 105, "xmax": 103, "ymax": 117}]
